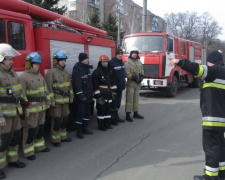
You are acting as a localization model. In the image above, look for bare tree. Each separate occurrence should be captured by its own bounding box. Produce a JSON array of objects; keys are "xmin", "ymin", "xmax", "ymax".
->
[
  {"xmin": 165, "ymin": 11, "xmax": 223, "ymax": 50},
  {"xmin": 165, "ymin": 11, "xmax": 200, "ymax": 41},
  {"xmin": 199, "ymin": 12, "xmax": 222, "ymax": 48},
  {"xmin": 75, "ymin": 0, "xmax": 89, "ymax": 23}
]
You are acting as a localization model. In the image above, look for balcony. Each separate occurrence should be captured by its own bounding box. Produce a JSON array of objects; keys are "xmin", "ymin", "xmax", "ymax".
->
[{"xmin": 87, "ymin": 0, "xmax": 100, "ymax": 7}]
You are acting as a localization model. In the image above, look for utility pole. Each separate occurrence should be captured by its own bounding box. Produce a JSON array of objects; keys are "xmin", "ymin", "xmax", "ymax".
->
[
  {"xmin": 117, "ymin": 11, "xmax": 121, "ymax": 48},
  {"xmin": 142, "ymin": 0, "xmax": 147, "ymax": 31}
]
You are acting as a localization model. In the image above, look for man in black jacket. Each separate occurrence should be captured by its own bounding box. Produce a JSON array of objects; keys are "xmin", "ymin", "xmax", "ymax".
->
[
  {"xmin": 109, "ymin": 49, "xmax": 126, "ymax": 124},
  {"xmin": 169, "ymin": 50, "xmax": 225, "ymax": 180},
  {"xmin": 72, "ymin": 53, "xmax": 94, "ymax": 139},
  {"xmin": 92, "ymin": 55, "xmax": 117, "ymax": 131}
]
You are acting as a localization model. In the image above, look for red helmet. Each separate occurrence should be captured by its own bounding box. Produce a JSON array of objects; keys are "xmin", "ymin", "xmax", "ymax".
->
[{"xmin": 99, "ymin": 54, "xmax": 109, "ymax": 62}]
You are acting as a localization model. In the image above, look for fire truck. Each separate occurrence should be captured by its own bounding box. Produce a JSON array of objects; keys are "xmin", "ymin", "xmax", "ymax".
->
[
  {"xmin": 121, "ymin": 31, "xmax": 206, "ymax": 97},
  {"xmin": 0, "ymin": 0, "xmax": 116, "ymax": 76}
]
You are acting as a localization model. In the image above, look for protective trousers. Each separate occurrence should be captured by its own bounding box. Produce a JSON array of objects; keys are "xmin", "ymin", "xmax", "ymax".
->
[
  {"xmin": 125, "ymin": 85, "xmax": 139, "ymax": 112},
  {"xmin": 111, "ymin": 90, "xmax": 123, "ymax": 120},
  {"xmin": 96, "ymin": 101, "xmax": 111, "ymax": 129},
  {"xmin": 50, "ymin": 104, "xmax": 70, "ymax": 143},
  {"xmin": 0, "ymin": 116, "xmax": 21, "ymax": 169},
  {"xmin": 22, "ymin": 111, "xmax": 46, "ymax": 157},
  {"xmin": 203, "ymin": 129, "xmax": 225, "ymax": 179},
  {"xmin": 75, "ymin": 102, "xmax": 91, "ymax": 127}
]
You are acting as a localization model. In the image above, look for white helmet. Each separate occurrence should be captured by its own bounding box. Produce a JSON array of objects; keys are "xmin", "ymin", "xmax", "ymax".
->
[
  {"xmin": 0, "ymin": 43, "xmax": 21, "ymax": 62},
  {"xmin": 130, "ymin": 47, "xmax": 139, "ymax": 53}
]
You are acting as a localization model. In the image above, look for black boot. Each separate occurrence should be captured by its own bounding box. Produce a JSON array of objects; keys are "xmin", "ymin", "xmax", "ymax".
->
[
  {"xmin": 77, "ymin": 125, "xmax": 84, "ymax": 139},
  {"xmin": 62, "ymin": 138, "xmax": 72, "ymax": 142},
  {"xmin": 115, "ymin": 110, "xmax": 125, "ymax": 123},
  {"xmin": 126, "ymin": 112, "xmax": 133, "ymax": 122},
  {"xmin": 39, "ymin": 147, "xmax": 50, "ymax": 152},
  {"xmin": 133, "ymin": 112, "xmax": 144, "ymax": 119},
  {"xmin": 82, "ymin": 124, "xmax": 93, "ymax": 135},
  {"xmin": 0, "ymin": 169, "xmax": 6, "ymax": 179},
  {"xmin": 193, "ymin": 175, "xmax": 219, "ymax": 180},
  {"xmin": 98, "ymin": 119, "xmax": 107, "ymax": 131},
  {"xmin": 52, "ymin": 142, "xmax": 61, "ymax": 147},
  {"xmin": 27, "ymin": 154, "xmax": 36, "ymax": 160},
  {"xmin": 8, "ymin": 160, "xmax": 26, "ymax": 168}
]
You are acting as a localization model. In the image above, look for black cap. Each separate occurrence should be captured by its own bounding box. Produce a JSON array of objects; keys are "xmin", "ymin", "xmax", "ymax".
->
[
  {"xmin": 116, "ymin": 49, "xmax": 123, "ymax": 55},
  {"xmin": 207, "ymin": 50, "xmax": 223, "ymax": 65},
  {"xmin": 78, "ymin": 53, "xmax": 88, "ymax": 62}
]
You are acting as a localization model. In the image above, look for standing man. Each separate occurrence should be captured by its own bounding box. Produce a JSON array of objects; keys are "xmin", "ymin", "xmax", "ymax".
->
[
  {"xmin": 0, "ymin": 43, "xmax": 26, "ymax": 179},
  {"xmin": 45, "ymin": 50, "xmax": 74, "ymax": 147},
  {"xmin": 72, "ymin": 53, "xmax": 94, "ymax": 139},
  {"xmin": 92, "ymin": 55, "xmax": 117, "ymax": 131},
  {"xmin": 19, "ymin": 52, "xmax": 51, "ymax": 160},
  {"xmin": 169, "ymin": 50, "xmax": 225, "ymax": 180},
  {"xmin": 124, "ymin": 47, "xmax": 145, "ymax": 122},
  {"xmin": 109, "ymin": 49, "xmax": 126, "ymax": 124}
]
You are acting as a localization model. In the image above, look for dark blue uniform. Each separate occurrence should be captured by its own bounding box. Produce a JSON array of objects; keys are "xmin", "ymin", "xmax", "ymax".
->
[
  {"xmin": 109, "ymin": 57, "xmax": 126, "ymax": 121},
  {"xmin": 72, "ymin": 62, "xmax": 93, "ymax": 129}
]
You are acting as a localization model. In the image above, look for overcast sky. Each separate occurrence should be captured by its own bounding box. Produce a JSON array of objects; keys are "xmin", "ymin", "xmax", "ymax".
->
[{"xmin": 133, "ymin": 0, "xmax": 225, "ymax": 40}]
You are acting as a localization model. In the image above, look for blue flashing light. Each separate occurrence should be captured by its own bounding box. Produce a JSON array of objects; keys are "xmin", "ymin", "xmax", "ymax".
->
[{"xmin": 152, "ymin": 30, "xmax": 162, "ymax": 33}]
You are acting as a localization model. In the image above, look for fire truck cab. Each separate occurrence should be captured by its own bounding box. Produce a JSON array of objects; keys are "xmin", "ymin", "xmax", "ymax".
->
[{"xmin": 121, "ymin": 31, "xmax": 206, "ymax": 97}]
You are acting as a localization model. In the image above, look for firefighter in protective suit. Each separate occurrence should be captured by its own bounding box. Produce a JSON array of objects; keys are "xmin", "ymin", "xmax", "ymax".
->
[
  {"xmin": 45, "ymin": 50, "xmax": 74, "ymax": 147},
  {"xmin": 92, "ymin": 55, "xmax": 117, "ymax": 131},
  {"xmin": 169, "ymin": 50, "xmax": 225, "ymax": 180},
  {"xmin": 124, "ymin": 47, "xmax": 145, "ymax": 122},
  {"xmin": 19, "ymin": 52, "xmax": 51, "ymax": 160},
  {"xmin": 0, "ymin": 43, "xmax": 26, "ymax": 180}
]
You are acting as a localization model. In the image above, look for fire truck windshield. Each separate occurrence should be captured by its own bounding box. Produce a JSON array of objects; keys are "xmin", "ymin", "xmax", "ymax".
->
[{"xmin": 122, "ymin": 36, "xmax": 164, "ymax": 54}]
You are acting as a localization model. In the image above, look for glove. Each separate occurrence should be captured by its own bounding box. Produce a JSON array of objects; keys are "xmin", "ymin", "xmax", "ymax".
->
[
  {"xmin": 138, "ymin": 73, "xmax": 145, "ymax": 83},
  {"xmin": 131, "ymin": 74, "xmax": 138, "ymax": 83},
  {"xmin": 112, "ymin": 91, "xmax": 117, "ymax": 100},
  {"xmin": 20, "ymin": 99, "xmax": 30, "ymax": 120},
  {"xmin": 97, "ymin": 98, "xmax": 105, "ymax": 105},
  {"xmin": 0, "ymin": 117, "xmax": 6, "ymax": 123}
]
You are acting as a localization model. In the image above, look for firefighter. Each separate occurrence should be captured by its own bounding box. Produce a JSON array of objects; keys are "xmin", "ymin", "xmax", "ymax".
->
[
  {"xmin": 45, "ymin": 50, "xmax": 74, "ymax": 147},
  {"xmin": 124, "ymin": 47, "xmax": 145, "ymax": 122},
  {"xmin": 169, "ymin": 50, "xmax": 225, "ymax": 180},
  {"xmin": 0, "ymin": 43, "xmax": 26, "ymax": 179},
  {"xmin": 92, "ymin": 55, "xmax": 117, "ymax": 131},
  {"xmin": 19, "ymin": 52, "xmax": 51, "ymax": 160},
  {"xmin": 109, "ymin": 49, "xmax": 126, "ymax": 124},
  {"xmin": 72, "ymin": 53, "xmax": 94, "ymax": 139}
]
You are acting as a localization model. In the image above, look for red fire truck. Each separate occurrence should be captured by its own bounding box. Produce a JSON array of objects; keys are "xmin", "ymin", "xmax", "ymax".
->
[
  {"xmin": 121, "ymin": 31, "xmax": 206, "ymax": 97},
  {"xmin": 0, "ymin": 0, "xmax": 116, "ymax": 76}
]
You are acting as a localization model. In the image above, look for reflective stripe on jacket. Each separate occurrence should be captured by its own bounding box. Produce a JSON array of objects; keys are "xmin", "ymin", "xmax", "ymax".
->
[
  {"xmin": 178, "ymin": 59, "xmax": 225, "ymax": 130},
  {"xmin": 45, "ymin": 64, "xmax": 74, "ymax": 104},
  {"xmin": 0, "ymin": 63, "xmax": 23, "ymax": 117},
  {"xmin": 19, "ymin": 68, "xmax": 50, "ymax": 114}
]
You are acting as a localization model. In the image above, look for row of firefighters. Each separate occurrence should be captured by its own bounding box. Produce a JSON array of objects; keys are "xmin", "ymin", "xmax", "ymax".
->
[{"xmin": 0, "ymin": 43, "xmax": 145, "ymax": 179}]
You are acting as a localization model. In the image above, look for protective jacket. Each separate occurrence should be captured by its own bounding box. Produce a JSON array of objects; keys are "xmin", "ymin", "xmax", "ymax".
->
[
  {"xmin": 19, "ymin": 68, "xmax": 51, "ymax": 113},
  {"xmin": 109, "ymin": 57, "xmax": 126, "ymax": 91},
  {"xmin": 72, "ymin": 62, "xmax": 93, "ymax": 103},
  {"xmin": 125, "ymin": 57, "xmax": 144, "ymax": 89},
  {"xmin": 92, "ymin": 62, "xmax": 117, "ymax": 100},
  {"xmin": 45, "ymin": 64, "xmax": 74, "ymax": 104},
  {"xmin": 177, "ymin": 59, "xmax": 225, "ymax": 130},
  {"xmin": 0, "ymin": 63, "xmax": 23, "ymax": 118}
]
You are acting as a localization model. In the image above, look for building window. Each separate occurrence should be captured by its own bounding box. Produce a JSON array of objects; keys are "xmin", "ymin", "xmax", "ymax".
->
[
  {"xmin": 69, "ymin": 1, "xmax": 76, "ymax": 10},
  {"xmin": 0, "ymin": 19, "xmax": 6, "ymax": 43},
  {"xmin": 7, "ymin": 21, "xmax": 25, "ymax": 50}
]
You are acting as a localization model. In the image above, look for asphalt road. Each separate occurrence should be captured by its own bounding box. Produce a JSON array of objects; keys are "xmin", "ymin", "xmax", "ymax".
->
[{"xmin": 5, "ymin": 88, "xmax": 204, "ymax": 180}]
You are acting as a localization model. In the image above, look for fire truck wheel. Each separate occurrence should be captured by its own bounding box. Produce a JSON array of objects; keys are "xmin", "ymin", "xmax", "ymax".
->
[{"xmin": 166, "ymin": 75, "xmax": 178, "ymax": 97}]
